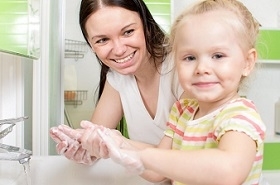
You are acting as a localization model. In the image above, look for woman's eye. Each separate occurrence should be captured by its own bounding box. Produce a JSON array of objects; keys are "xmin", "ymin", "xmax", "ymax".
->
[
  {"xmin": 124, "ymin": 29, "xmax": 134, "ymax": 36},
  {"xmin": 96, "ymin": 38, "xmax": 108, "ymax": 44}
]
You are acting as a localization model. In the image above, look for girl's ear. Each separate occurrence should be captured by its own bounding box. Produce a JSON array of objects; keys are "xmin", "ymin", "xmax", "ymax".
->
[{"xmin": 243, "ymin": 48, "xmax": 257, "ymax": 76}]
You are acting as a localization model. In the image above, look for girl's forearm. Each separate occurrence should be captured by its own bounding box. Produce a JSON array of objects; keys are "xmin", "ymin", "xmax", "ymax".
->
[
  {"xmin": 140, "ymin": 148, "xmax": 248, "ymax": 185},
  {"xmin": 123, "ymin": 138, "xmax": 155, "ymax": 150}
]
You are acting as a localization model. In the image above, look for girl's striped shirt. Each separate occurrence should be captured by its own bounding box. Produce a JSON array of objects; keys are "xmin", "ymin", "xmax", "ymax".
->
[{"xmin": 165, "ymin": 98, "xmax": 266, "ymax": 185}]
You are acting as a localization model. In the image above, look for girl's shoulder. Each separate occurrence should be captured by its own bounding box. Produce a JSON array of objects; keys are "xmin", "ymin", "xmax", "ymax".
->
[{"xmin": 222, "ymin": 98, "xmax": 259, "ymax": 113}]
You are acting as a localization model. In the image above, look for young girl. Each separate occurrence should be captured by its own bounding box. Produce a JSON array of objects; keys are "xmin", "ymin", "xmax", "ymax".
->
[{"xmin": 97, "ymin": 0, "xmax": 266, "ymax": 184}]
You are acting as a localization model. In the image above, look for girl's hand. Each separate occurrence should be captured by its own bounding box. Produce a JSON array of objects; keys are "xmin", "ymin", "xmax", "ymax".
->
[{"xmin": 97, "ymin": 128, "xmax": 145, "ymax": 174}]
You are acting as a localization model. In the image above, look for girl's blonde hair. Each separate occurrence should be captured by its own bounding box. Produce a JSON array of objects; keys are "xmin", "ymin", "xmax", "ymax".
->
[{"xmin": 169, "ymin": 0, "xmax": 260, "ymax": 53}]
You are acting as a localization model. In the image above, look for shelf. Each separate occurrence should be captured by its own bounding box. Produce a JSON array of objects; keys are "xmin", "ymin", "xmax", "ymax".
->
[
  {"xmin": 64, "ymin": 90, "xmax": 87, "ymax": 107},
  {"xmin": 64, "ymin": 39, "xmax": 88, "ymax": 60},
  {"xmin": 257, "ymin": 60, "xmax": 280, "ymax": 64}
]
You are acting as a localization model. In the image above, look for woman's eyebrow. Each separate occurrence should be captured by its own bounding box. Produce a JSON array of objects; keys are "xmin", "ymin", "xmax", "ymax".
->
[{"xmin": 90, "ymin": 23, "xmax": 137, "ymax": 40}]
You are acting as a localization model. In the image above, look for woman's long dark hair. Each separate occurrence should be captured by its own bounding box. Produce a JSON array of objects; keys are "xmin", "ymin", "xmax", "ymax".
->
[{"xmin": 79, "ymin": 0, "xmax": 168, "ymax": 102}]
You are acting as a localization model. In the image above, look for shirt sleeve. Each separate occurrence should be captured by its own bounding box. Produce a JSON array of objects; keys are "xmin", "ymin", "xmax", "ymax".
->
[
  {"xmin": 106, "ymin": 69, "xmax": 120, "ymax": 91},
  {"xmin": 214, "ymin": 99, "xmax": 266, "ymax": 150}
]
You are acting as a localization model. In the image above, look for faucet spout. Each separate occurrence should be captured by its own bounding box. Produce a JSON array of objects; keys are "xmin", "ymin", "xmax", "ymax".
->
[
  {"xmin": 0, "ymin": 116, "xmax": 28, "ymax": 139},
  {"xmin": 0, "ymin": 116, "xmax": 32, "ymax": 164},
  {"xmin": 19, "ymin": 154, "xmax": 31, "ymax": 164},
  {"xmin": 0, "ymin": 143, "xmax": 32, "ymax": 164}
]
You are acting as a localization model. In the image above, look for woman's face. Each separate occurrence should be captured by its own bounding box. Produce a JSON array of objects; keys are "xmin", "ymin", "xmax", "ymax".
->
[{"xmin": 85, "ymin": 6, "xmax": 148, "ymax": 75}]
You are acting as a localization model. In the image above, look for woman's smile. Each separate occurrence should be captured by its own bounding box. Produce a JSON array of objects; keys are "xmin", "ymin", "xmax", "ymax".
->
[{"xmin": 113, "ymin": 51, "xmax": 136, "ymax": 64}]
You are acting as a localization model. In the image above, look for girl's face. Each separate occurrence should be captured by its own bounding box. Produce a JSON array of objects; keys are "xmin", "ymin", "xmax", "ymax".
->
[
  {"xmin": 175, "ymin": 10, "xmax": 256, "ymax": 108},
  {"xmin": 85, "ymin": 7, "xmax": 148, "ymax": 75}
]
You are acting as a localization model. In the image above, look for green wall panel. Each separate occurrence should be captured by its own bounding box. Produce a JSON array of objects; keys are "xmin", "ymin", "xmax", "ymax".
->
[
  {"xmin": 145, "ymin": 4, "xmax": 170, "ymax": 14},
  {"xmin": 144, "ymin": 0, "xmax": 171, "ymax": 32},
  {"xmin": 0, "ymin": 2, "xmax": 28, "ymax": 13},
  {"xmin": 263, "ymin": 142, "xmax": 280, "ymax": 170},
  {"xmin": 256, "ymin": 29, "xmax": 280, "ymax": 60},
  {"xmin": 0, "ymin": 0, "xmax": 39, "ymax": 59}
]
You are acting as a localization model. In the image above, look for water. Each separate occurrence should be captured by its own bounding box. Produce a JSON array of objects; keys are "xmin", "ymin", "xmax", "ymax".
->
[{"xmin": 22, "ymin": 161, "xmax": 31, "ymax": 185}]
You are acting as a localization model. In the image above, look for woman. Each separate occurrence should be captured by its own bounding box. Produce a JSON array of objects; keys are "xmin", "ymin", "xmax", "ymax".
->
[{"xmin": 50, "ymin": 0, "xmax": 182, "ymax": 166}]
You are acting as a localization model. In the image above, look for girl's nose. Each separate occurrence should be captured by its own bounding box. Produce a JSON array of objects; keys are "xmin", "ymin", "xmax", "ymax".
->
[
  {"xmin": 195, "ymin": 59, "xmax": 210, "ymax": 75},
  {"xmin": 112, "ymin": 39, "xmax": 126, "ymax": 56}
]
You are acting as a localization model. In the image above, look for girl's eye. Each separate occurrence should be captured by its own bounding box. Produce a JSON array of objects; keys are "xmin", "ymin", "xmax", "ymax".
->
[
  {"xmin": 184, "ymin": 55, "xmax": 196, "ymax": 62},
  {"xmin": 124, "ymin": 29, "xmax": 134, "ymax": 36},
  {"xmin": 213, "ymin": 54, "xmax": 223, "ymax": 59}
]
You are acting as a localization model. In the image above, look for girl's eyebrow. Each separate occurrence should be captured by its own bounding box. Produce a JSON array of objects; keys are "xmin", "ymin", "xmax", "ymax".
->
[{"xmin": 90, "ymin": 23, "xmax": 136, "ymax": 40}]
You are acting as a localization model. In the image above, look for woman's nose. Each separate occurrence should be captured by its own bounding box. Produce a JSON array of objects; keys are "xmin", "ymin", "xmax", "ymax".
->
[{"xmin": 112, "ymin": 39, "xmax": 126, "ymax": 56}]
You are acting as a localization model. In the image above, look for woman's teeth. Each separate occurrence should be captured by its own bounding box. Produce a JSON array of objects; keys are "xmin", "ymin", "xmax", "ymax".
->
[{"xmin": 115, "ymin": 53, "xmax": 134, "ymax": 63}]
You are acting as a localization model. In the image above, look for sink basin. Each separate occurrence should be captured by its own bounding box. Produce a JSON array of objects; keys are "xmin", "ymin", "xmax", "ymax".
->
[
  {"xmin": 0, "ymin": 155, "xmax": 153, "ymax": 185},
  {"xmin": 0, "ymin": 155, "xmax": 279, "ymax": 185}
]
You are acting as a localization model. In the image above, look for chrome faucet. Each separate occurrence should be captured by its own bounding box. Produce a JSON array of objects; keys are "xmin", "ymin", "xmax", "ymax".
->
[{"xmin": 0, "ymin": 116, "xmax": 32, "ymax": 164}]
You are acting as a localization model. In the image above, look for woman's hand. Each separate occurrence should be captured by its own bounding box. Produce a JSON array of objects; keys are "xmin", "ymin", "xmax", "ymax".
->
[
  {"xmin": 49, "ymin": 122, "xmax": 98, "ymax": 165},
  {"xmin": 79, "ymin": 121, "xmax": 124, "ymax": 159},
  {"xmin": 79, "ymin": 121, "xmax": 109, "ymax": 158},
  {"xmin": 49, "ymin": 120, "xmax": 127, "ymax": 165}
]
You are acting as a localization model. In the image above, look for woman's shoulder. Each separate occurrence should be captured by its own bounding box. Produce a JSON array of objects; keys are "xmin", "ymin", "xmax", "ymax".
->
[{"xmin": 106, "ymin": 69, "xmax": 135, "ymax": 91}]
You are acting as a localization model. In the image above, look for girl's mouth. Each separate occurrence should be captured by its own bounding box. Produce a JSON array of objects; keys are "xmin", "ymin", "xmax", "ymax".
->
[{"xmin": 114, "ymin": 52, "xmax": 135, "ymax": 63}]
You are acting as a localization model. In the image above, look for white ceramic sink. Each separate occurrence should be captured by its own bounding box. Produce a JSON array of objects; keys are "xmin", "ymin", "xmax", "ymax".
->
[
  {"xmin": 0, "ymin": 155, "xmax": 279, "ymax": 185},
  {"xmin": 0, "ymin": 155, "xmax": 153, "ymax": 185}
]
